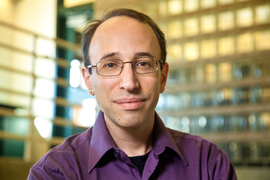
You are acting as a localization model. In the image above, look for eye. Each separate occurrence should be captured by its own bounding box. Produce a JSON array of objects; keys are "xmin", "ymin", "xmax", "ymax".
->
[
  {"xmin": 100, "ymin": 60, "xmax": 121, "ymax": 69},
  {"xmin": 105, "ymin": 62, "xmax": 117, "ymax": 68},
  {"xmin": 137, "ymin": 61, "xmax": 150, "ymax": 67},
  {"xmin": 135, "ymin": 58, "xmax": 153, "ymax": 68}
]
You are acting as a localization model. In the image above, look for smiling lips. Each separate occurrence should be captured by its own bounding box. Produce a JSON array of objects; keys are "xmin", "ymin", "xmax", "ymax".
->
[{"xmin": 114, "ymin": 98, "xmax": 145, "ymax": 110}]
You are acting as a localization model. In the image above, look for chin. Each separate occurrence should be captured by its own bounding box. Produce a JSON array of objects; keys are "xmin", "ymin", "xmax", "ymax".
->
[{"xmin": 115, "ymin": 115, "xmax": 146, "ymax": 128}]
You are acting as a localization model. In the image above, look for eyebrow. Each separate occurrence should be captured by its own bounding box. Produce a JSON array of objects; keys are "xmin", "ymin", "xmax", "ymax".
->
[
  {"xmin": 100, "ymin": 52, "xmax": 120, "ymax": 60},
  {"xmin": 100, "ymin": 52, "xmax": 155, "ymax": 60},
  {"xmin": 134, "ymin": 52, "xmax": 154, "ymax": 58}
]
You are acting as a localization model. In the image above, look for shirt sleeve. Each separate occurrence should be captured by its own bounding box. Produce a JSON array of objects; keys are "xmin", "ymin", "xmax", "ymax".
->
[
  {"xmin": 211, "ymin": 149, "xmax": 238, "ymax": 180},
  {"xmin": 27, "ymin": 161, "xmax": 66, "ymax": 180}
]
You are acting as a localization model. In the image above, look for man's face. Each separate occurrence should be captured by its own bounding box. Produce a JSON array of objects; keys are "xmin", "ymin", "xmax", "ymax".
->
[{"xmin": 82, "ymin": 16, "xmax": 168, "ymax": 129}]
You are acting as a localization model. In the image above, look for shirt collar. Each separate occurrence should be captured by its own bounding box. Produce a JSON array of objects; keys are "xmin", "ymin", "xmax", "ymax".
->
[
  {"xmin": 88, "ymin": 111, "xmax": 188, "ymax": 173},
  {"xmin": 88, "ymin": 111, "xmax": 116, "ymax": 173},
  {"xmin": 153, "ymin": 113, "xmax": 188, "ymax": 166}
]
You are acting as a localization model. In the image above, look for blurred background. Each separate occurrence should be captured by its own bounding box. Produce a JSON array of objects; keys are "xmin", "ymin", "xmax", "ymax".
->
[{"xmin": 0, "ymin": 0, "xmax": 269, "ymax": 179}]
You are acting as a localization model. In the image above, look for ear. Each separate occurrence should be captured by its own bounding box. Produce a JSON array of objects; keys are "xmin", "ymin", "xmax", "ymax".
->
[
  {"xmin": 160, "ymin": 62, "xmax": 169, "ymax": 93},
  {"xmin": 82, "ymin": 66, "xmax": 95, "ymax": 96}
]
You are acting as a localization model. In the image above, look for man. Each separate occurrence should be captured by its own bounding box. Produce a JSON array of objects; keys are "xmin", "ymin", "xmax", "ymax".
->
[{"xmin": 28, "ymin": 8, "xmax": 237, "ymax": 180}]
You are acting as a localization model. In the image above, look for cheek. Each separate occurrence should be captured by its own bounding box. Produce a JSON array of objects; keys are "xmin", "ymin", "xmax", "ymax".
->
[
  {"xmin": 93, "ymin": 79, "xmax": 114, "ymax": 110},
  {"xmin": 142, "ymin": 76, "xmax": 161, "ymax": 94},
  {"xmin": 93, "ymin": 78, "xmax": 116, "ymax": 97}
]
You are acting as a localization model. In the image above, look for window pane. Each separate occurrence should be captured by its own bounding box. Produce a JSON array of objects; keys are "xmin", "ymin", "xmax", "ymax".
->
[
  {"xmin": 232, "ymin": 61, "xmax": 251, "ymax": 80},
  {"xmin": 0, "ymin": 117, "xmax": 29, "ymax": 136},
  {"xmin": 236, "ymin": 33, "xmax": 254, "ymax": 53},
  {"xmin": 184, "ymin": 42, "xmax": 199, "ymax": 61},
  {"xmin": 204, "ymin": 64, "xmax": 217, "ymax": 84},
  {"xmin": 196, "ymin": 66, "xmax": 204, "ymax": 83},
  {"xmin": 52, "ymin": 125, "xmax": 72, "ymax": 138},
  {"xmin": 253, "ymin": 59, "xmax": 270, "ymax": 77},
  {"xmin": 201, "ymin": 14, "xmax": 216, "ymax": 34},
  {"xmin": 167, "ymin": 44, "xmax": 182, "ymax": 62},
  {"xmin": 255, "ymin": 30, "xmax": 270, "ymax": 51},
  {"xmin": 218, "ymin": 11, "xmax": 234, "ymax": 30},
  {"xmin": 0, "ymin": 91, "xmax": 30, "ymax": 108},
  {"xmin": 35, "ymin": 58, "xmax": 57, "ymax": 78},
  {"xmin": 184, "ymin": 0, "xmax": 199, "ymax": 12},
  {"xmin": 168, "ymin": 0, "xmax": 183, "ymax": 15},
  {"xmin": 237, "ymin": 8, "xmax": 253, "ymax": 27},
  {"xmin": 32, "ymin": 98, "xmax": 55, "ymax": 119},
  {"xmin": 36, "ymin": 38, "xmax": 56, "ymax": 58},
  {"xmin": 167, "ymin": 20, "xmax": 182, "ymax": 39},
  {"xmin": 34, "ymin": 117, "xmax": 53, "ymax": 139},
  {"xmin": 178, "ymin": 70, "xmax": 187, "ymax": 84},
  {"xmin": 256, "ymin": 4, "xmax": 270, "ymax": 24},
  {"xmin": 218, "ymin": 62, "xmax": 232, "ymax": 82},
  {"xmin": 0, "ymin": 139, "xmax": 25, "ymax": 158},
  {"xmin": 167, "ymin": 70, "xmax": 179, "ymax": 85},
  {"xmin": 222, "ymin": 88, "xmax": 233, "ymax": 104},
  {"xmin": 201, "ymin": 39, "xmax": 216, "ymax": 59},
  {"xmin": 184, "ymin": 17, "xmax": 199, "ymax": 36},
  {"xmin": 0, "ymin": 70, "xmax": 33, "ymax": 94},
  {"xmin": 201, "ymin": 0, "xmax": 216, "ymax": 9},
  {"xmin": 218, "ymin": 36, "xmax": 235, "ymax": 56},
  {"xmin": 259, "ymin": 113, "xmax": 270, "ymax": 129},
  {"xmin": 34, "ymin": 78, "xmax": 56, "ymax": 98},
  {"xmin": 185, "ymin": 68, "xmax": 197, "ymax": 83},
  {"xmin": 10, "ymin": 29, "xmax": 33, "ymax": 52},
  {"xmin": 0, "ymin": 48, "xmax": 33, "ymax": 73}
]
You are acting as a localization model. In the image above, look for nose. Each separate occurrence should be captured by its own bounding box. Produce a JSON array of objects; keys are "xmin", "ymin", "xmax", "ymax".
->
[{"xmin": 119, "ymin": 62, "xmax": 140, "ymax": 92}]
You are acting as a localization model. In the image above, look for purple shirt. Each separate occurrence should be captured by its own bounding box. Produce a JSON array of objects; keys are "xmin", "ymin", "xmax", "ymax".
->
[{"xmin": 28, "ymin": 111, "xmax": 237, "ymax": 180}]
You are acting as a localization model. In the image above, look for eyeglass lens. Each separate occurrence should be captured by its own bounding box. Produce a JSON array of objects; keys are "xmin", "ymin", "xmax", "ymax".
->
[{"xmin": 96, "ymin": 57, "xmax": 158, "ymax": 76}]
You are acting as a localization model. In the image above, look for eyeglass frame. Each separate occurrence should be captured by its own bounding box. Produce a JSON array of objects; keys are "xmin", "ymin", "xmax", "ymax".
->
[{"xmin": 87, "ymin": 57, "xmax": 163, "ymax": 77}]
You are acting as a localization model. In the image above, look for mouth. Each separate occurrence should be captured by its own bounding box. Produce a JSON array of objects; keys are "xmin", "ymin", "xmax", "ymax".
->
[{"xmin": 114, "ymin": 98, "xmax": 145, "ymax": 110}]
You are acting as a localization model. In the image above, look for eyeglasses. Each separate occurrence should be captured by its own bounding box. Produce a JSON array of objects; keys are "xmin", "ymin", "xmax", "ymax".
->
[{"xmin": 87, "ymin": 57, "xmax": 162, "ymax": 77}]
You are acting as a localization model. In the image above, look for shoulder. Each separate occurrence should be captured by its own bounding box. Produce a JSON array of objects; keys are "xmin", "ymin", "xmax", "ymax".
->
[
  {"xmin": 167, "ymin": 128, "xmax": 223, "ymax": 164},
  {"xmin": 28, "ymin": 128, "xmax": 93, "ymax": 179},
  {"xmin": 167, "ymin": 128, "xmax": 217, "ymax": 148},
  {"xmin": 34, "ymin": 127, "xmax": 93, "ymax": 167},
  {"xmin": 166, "ymin": 128, "xmax": 237, "ymax": 179}
]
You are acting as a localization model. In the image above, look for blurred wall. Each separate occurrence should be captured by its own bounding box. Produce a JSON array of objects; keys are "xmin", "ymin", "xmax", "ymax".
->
[
  {"xmin": 0, "ymin": 0, "xmax": 57, "ymax": 179},
  {"xmin": 0, "ymin": 0, "xmax": 56, "ymax": 37}
]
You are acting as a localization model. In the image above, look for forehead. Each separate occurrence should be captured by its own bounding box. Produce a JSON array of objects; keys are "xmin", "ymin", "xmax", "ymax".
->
[
  {"xmin": 89, "ymin": 16, "xmax": 160, "ymax": 61},
  {"xmin": 95, "ymin": 16, "xmax": 154, "ymax": 37}
]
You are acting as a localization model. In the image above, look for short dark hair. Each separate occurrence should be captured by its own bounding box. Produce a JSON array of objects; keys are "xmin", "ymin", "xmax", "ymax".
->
[{"xmin": 81, "ymin": 8, "xmax": 167, "ymax": 69}]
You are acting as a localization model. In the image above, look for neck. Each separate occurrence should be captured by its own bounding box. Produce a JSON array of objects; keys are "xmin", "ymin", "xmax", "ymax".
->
[{"xmin": 104, "ymin": 114, "xmax": 155, "ymax": 157}]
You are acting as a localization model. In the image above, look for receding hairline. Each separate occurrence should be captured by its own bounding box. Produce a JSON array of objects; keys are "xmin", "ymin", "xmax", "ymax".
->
[
  {"xmin": 91, "ymin": 15, "xmax": 159, "ymax": 40},
  {"xmin": 96, "ymin": 15, "xmax": 153, "ymax": 30},
  {"xmin": 89, "ymin": 15, "xmax": 161, "ymax": 58}
]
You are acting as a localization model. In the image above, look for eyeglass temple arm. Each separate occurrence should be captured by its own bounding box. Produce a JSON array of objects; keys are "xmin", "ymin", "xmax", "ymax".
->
[{"xmin": 87, "ymin": 65, "xmax": 96, "ymax": 74}]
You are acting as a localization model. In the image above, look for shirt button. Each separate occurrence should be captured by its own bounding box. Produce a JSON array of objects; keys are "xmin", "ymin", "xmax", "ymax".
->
[{"xmin": 114, "ymin": 151, "xmax": 121, "ymax": 158}]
